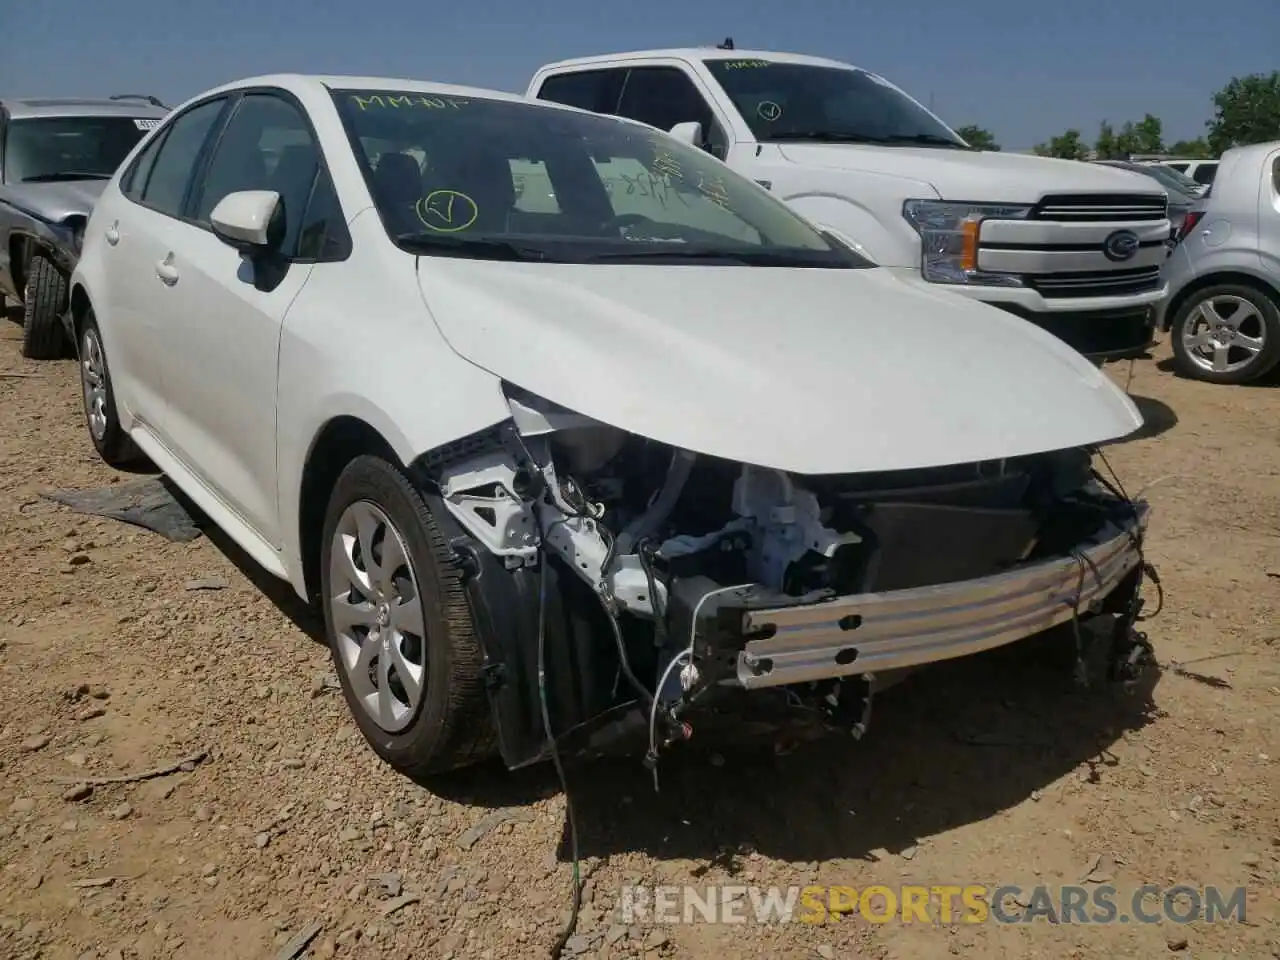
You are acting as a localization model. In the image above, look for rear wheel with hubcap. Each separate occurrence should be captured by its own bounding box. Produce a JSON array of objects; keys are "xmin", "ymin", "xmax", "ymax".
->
[
  {"xmin": 1171, "ymin": 284, "xmax": 1280, "ymax": 384},
  {"xmin": 320, "ymin": 456, "xmax": 494, "ymax": 777}
]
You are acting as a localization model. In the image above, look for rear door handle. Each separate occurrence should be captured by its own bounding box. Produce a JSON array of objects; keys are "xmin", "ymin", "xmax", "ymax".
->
[
  {"xmin": 104, "ymin": 221, "xmax": 120, "ymax": 246},
  {"xmin": 155, "ymin": 254, "xmax": 179, "ymax": 286}
]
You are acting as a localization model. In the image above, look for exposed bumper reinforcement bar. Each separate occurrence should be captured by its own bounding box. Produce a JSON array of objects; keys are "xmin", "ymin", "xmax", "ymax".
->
[{"xmin": 735, "ymin": 502, "xmax": 1148, "ymax": 689}]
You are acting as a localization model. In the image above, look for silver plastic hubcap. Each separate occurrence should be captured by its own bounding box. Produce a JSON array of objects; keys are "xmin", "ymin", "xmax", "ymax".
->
[
  {"xmin": 81, "ymin": 329, "xmax": 109, "ymax": 442},
  {"xmin": 328, "ymin": 500, "xmax": 425, "ymax": 733},
  {"xmin": 1181, "ymin": 294, "xmax": 1267, "ymax": 374}
]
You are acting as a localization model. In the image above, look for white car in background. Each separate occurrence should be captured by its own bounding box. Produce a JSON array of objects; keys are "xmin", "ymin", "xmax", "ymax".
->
[
  {"xmin": 1156, "ymin": 158, "xmax": 1218, "ymax": 187},
  {"xmin": 69, "ymin": 74, "xmax": 1155, "ymax": 779}
]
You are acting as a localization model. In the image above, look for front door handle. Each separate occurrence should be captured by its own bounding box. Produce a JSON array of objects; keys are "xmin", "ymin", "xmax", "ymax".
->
[
  {"xmin": 155, "ymin": 254, "xmax": 179, "ymax": 286},
  {"xmin": 104, "ymin": 221, "xmax": 120, "ymax": 246}
]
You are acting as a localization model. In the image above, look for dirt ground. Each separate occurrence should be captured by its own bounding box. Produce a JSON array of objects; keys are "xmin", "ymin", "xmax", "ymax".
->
[{"xmin": 0, "ymin": 316, "xmax": 1276, "ymax": 960}]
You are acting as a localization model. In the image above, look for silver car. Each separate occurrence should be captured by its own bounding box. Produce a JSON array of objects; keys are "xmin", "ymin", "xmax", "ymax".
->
[
  {"xmin": 1157, "ymin": 141, "xmax": 1280, "ymax": 384},
  {"xmin": 0, "ymin": 95, "xmax": 168, "ymax": 358}
]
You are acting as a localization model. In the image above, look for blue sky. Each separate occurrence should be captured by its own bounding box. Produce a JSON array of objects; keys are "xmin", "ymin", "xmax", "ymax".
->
[{"xmin": 3, "ymin": 0, "xmax": 1276, "ymax": 150}]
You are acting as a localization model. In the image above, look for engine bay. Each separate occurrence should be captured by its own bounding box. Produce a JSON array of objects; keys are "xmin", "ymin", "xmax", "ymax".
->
[{"xmin": 416, "ymin": 385, "xmax": 1151, "ymax": 771}]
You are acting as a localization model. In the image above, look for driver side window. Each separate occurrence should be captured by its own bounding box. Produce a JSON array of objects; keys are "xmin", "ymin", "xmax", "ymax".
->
[{"xmin": 191, "ymin": 93, "xmax": 321, "ymax": 258}]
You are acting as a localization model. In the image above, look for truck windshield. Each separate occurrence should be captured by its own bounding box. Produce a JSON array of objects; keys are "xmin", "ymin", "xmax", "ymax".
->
[
  {"xmin": 703, "ymin": 59, "xmax": 969, "ymax": 148},
  {"xmin": 3, "ymin": 116, "xmax": 156, "ymax": 183},
  {"xmin": 331, "ymin": 89, "xmax": 871, "ymax": 267}
]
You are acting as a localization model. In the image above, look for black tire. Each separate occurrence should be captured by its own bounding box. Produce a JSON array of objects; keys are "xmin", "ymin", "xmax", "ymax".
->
[
  {"xmin": 20, "ymin": 254, "xmax": 71, "ymax": 359},
  {"xmin": 1170, "ymin": 283, "xmax": 1280, "ymax": 385},
  {"xmin": 78, "ymin": 310, "xmax": 142, "ymax": 466},
  {"xmin": 320, "ymin": 455, "xmax": 495, "ymax": 777}
]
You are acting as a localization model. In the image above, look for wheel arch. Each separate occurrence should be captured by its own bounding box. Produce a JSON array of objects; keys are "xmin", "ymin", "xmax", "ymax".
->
[
  {"xmin": 296, "ymin": 415, "xmax": 402, "ymax": 605},
  {"xmin": 69, "ymin": 281, "xmax": 93, "ymax": 337},
  {"xmin": 1162, "ymin": 271, "xmax": 1280, "ymax": 331},
  {"xmin": 9, "ymin": 222, "xmax": 82, "ymax": 297},
  {"xmin": 7, "ymin": 232, "xmax": 32, "ymax": 296}
]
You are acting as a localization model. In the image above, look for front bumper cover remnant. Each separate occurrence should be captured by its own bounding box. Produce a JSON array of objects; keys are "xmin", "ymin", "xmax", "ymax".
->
[{"xmin": 736, "ymin": 502, "xmax": 1148, "ymax": 689}]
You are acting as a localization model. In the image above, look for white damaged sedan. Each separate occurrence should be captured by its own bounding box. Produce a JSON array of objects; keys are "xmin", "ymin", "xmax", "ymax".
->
[{"xmin": 69, "ymin": 74, "xmax": 1156, "ymax": 777}]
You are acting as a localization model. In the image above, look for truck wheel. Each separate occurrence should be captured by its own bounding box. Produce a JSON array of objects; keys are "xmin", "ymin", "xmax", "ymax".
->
[
  {"xmin": 320, "ymin": 455, "xmax": 496, "ymax": 778},
  {"xmin": 21, "ymin": 254, "xmax": 71, "ymax": 360},
  {"xmin": 1170, "ymin": 284, "xmax": 1280, "ymax": 384},
  {"xmin": 79, "ymin": 309, "xmax": 142, "ymax": 466}
]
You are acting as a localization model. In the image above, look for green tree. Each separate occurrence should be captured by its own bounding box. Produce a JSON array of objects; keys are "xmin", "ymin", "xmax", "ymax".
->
[
  {"xmin": 953, "ymin": 124, "xmax": 1000, "ymax": 151},
  {"xmin": 1114, "ymin": 121, "xmax": 1140, "ymax": 157},
  {"xmin": 1133, "ymin": 113, "xmax": 1165, "ymax": 153},
  {"xmin": 1207, "ymin": 72, "xmax": 1280, "ymax": 154},
  {"xmin": 1169, "ymin": 138, "xmax": 1211, "ymax": 157},
  {"xmin": 1033, "ymin": 129, "xmax": 1089, "ymax": 160},
  {"xmin": 1096, "ymin": 121, "xmax": 1118, "ymax": 159}
]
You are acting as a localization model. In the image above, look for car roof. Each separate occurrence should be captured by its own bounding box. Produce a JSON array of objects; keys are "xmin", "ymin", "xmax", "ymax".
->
[
  {"xmin": 1, "ymin": 97, "xmax": 169, "ymax": 119},
  {"xmin": 1220, "ymin": 141, "xmax": 1277, "ymax": 167},
  {"xmin": 534, "ymin": 48, "xmax": 861, "ymax": 73},
  {"xmin": 190, "ymin": 73, "xmax": 547, "ymax": 108},
  {"xmin": 166, "ymin": 73, "xmax": 652, "ymax": 131}
]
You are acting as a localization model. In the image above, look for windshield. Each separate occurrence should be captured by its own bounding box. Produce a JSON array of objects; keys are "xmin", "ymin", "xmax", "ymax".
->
[
  {"xmin": 332, "ymin": 90, "xmax": 869, "ymax": 267},
  {"xmin": 703, "ymin": 59, "xmax": 968, "ymax": 147},
  {"xmin": 2, "ymin": 116, "xmax": 157, "ymax": 183}
]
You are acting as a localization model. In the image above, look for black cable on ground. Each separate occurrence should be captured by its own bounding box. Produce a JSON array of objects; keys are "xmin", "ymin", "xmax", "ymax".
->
[{"xmin": 536, "ymin": 553, "xmax": 582, "ymax": 959}]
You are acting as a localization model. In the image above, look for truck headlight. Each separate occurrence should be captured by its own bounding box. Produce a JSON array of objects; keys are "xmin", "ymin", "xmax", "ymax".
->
[{"xmin": 902, "ymin": 200, "xmax": 1032, "ymax": 286}]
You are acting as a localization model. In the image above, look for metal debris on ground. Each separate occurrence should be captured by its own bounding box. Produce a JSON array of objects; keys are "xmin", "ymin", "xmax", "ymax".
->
[
  {"xmin": 184, "ymin": 578, "xmax": 230, "ymax": 591},
  {"xmin": 457, "ymin": 807, "xmax": 536, "ymax": 849},
  {"xmin": 380, "ymin": 893, "xmax": 421, "ymax": 917},
  {"xmin": 271, "ymin": 920, "xmax": 322, "ymax": 960},
  {"xmin": 47, "ymin": 749, "xmax": 209, "ymax": 786}
]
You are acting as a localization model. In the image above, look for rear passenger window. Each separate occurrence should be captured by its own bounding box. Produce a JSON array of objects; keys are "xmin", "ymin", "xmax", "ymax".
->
[
  {"xmin": 535, "ymin": 70, "xmax": 626, "ymax": 114},
  {"xmin": 121, "ymin": 129, "xmax": 167, "ymax": 200}
]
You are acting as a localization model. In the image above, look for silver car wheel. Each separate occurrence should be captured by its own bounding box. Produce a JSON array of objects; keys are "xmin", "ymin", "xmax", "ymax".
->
[
  {"xmin": 80, "ymin": 328, "xmax": 109, "ymax": 442},
  {"xmin": 1180, "ymin": 294, "xmax": 1267, "ymax": 375},
  {"xmin": 328, "ymin": 500, "xmax": 426, "ymax": 734}
]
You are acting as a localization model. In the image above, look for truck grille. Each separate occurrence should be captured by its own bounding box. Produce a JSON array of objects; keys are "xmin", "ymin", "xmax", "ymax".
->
[
  {"xmin": 1031, "ymin": 194, "xmax": 1168, "ymax": 222},
  {"xmin": 1026, "ymin": 266, "xmax": 1163, "ymax": 299}
]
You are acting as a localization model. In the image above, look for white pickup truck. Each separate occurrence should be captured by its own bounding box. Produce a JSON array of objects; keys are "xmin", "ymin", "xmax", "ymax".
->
[{"xmin": 526, "ymin": 48, "xmax": 1173, "ymax": 362}]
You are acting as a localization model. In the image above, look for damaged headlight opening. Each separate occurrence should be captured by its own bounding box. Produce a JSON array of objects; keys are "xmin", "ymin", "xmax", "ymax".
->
[
  {"xmin": 418, "ymin": 381, "xmax": 1158, "ymax": 789},
  {"xmin": 902, "ymin": 199, "xmax": 1032, "ymax": 286}
]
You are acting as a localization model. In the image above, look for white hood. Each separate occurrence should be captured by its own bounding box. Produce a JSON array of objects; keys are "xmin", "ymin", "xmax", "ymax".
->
[
  {"xmin": 774, "ymin": 144, "xmax": 1164, "ymax": 204},
  {"xmin": 416, "ymin": 259, "xmax": 1142, "ymax": 475}
]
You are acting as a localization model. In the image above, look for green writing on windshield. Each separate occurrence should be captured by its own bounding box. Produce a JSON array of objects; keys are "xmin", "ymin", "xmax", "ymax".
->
[
  {"xmin": 721, "ymin": 59, "xmax": 771, "ymax": 70},
  {"xmin": 648, "ymin": 147, "xmax": 683, "ymax": 181},
  {"xmin": 351, "ymin": 94, "xmax": 470, "ymax": 111}
]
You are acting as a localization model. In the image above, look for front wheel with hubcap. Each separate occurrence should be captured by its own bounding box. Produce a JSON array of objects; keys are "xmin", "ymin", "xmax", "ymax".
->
[
  {"xmin": 1171, "ymin": 284, "xmax": 1280, "ymax": 384},
  {"xmin": 79, "ymin": 311, "xmax": 142, "ymax": 466},
  {"xmin": 320, "ymin": 455, "xmax": 494, "ymax": 777}
]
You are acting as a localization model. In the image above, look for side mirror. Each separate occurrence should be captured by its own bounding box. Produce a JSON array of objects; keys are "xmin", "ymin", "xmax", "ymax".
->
[
  {"xmin": 668, "ymin": 121, "xmax": 704, "ymax": 149},
  {"xmin": 210, "ymin": 190, "xmax": 283, "ymax": 255}
]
